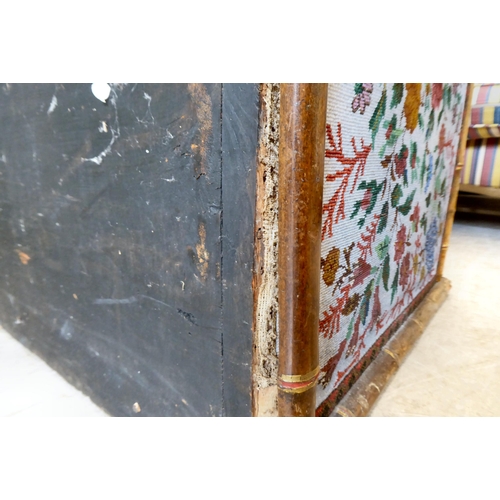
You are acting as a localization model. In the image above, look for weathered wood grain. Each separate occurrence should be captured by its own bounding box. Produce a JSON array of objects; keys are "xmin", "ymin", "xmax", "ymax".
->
[
  {"xmin": 0, "ymin": 84, "xmax": 225, "ymax": 416},
  {"xmin": 221, "ymin": 84, "xmax": 260, "ymax": 416}
]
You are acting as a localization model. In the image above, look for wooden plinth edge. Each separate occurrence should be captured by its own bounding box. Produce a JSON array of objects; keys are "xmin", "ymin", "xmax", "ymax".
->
[
  {"xmin": 458, "ymin": 184, "xmax": 500, "ymax": 200},
  {"xmin": 330, "ymin": 277, "xmax": 451, "ymax": 417}
]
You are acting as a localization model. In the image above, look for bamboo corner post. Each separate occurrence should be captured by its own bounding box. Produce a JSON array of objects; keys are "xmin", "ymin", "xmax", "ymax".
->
[
  {"xmin": 277, "ymin": 84, "xmax": 328, "ymax": 416},
  {"xmin": 437, "ymin": 83, "xmax": 473, "ymax": 280}
]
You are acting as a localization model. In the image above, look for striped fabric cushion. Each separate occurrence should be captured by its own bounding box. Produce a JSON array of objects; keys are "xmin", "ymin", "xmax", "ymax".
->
[
  {"xmin": 468, "ymin": 126, "xmax": 500, "ymax": 140},
  {"xmin": 469, "ymin": 84, "xmax": 500, "ymax": 138},
  {"xmin": 462, "ymin": 138, "xmax": 500, "ymax": 187}
]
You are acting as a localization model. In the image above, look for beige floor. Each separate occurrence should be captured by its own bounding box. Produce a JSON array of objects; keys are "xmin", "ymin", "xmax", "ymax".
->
[
  {"xmin": 0, "ymin": 327, "xmax": 108, "ymax": 417},
  {"xmin": 0, "ymin": 214, "xmax": 498, "ymax": 417},
  {"xmin": 370, "ymin": 214, "xmax": 500, "ymax": 417}
]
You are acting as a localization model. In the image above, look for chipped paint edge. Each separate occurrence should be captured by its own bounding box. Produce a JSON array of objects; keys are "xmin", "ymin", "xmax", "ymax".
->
[{"xmin": 252, "ymin": 84, "xmax": 280, "ymax": 417}]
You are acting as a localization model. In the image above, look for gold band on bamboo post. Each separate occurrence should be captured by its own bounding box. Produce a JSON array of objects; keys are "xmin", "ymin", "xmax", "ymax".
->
[{"xmin": 278, "ymin": 366, "xmax": 320, "ymax": 394}]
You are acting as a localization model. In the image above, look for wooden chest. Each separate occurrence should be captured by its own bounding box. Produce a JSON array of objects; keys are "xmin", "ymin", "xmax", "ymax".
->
[{"xmin": 0, "ymin": 83, "xmax": 470, "ymax": 416}]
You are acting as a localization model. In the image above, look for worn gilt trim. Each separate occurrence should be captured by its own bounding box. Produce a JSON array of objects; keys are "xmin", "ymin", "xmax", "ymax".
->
[
  {"xmin": 278, "ymin": 379, "xmax": 318, "ymax": 394},
  {"xmin": 278, "ymin": 366, "xmax": 320, "ymax": 394},
  {"xmin": 279, "ymin": 366, "xmax": 320, "ymax": 383}
]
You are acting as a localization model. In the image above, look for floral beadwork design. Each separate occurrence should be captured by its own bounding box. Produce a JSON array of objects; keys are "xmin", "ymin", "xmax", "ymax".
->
[
  {"xmin": 318, "ymin": 83, "xmax": 466, "ymax": 404},
  {"xmin": 352, "ymin": 83, "xmax": 374, "ymax": 114}
]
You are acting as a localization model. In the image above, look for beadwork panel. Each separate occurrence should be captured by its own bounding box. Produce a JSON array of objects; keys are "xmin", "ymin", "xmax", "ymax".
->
[{"xmin": 317, "ymin": 83, "xmax": 467, "ymax": 412}]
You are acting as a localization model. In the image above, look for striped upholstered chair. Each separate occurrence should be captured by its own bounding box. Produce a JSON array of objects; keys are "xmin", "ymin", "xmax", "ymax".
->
[{"xmin": 461, "ymin": 84, "xmax": 500, "ymax": 194}]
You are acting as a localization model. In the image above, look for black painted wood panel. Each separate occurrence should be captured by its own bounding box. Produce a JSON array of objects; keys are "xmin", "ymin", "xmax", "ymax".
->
[
  {"xmin": 221, "ymin": 84, "xmax": 260, "ymax": 416},
  {"xmin": 0, "ymin": 83, "xmax": 233, "ymax": 416}
]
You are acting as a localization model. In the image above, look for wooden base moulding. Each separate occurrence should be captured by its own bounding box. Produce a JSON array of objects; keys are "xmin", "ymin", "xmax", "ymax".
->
[{"xmin": 330, "ymin": 277, "xmax": 451, "ymax": 417}]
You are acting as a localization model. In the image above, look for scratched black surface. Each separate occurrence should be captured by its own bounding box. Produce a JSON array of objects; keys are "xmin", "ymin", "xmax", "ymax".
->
[
  {"xmin": 221, "ymin": 84, "xmax": 260, "ymax": 416},
  {"xmin": 0, "ymin": 83, "xmax": 234, "ymax": 416}
]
